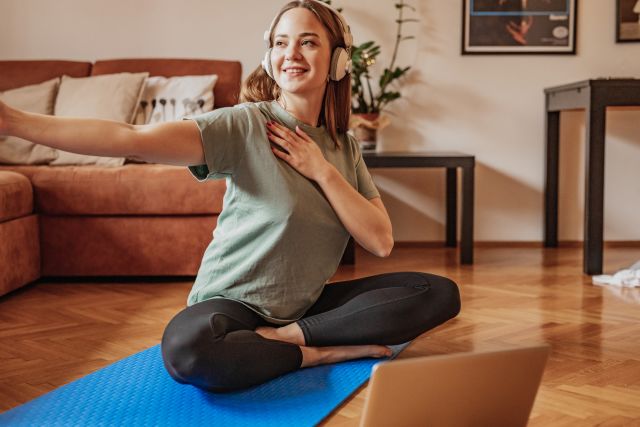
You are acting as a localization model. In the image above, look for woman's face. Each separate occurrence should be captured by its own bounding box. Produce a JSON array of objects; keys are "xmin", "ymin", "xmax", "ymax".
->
[{"xmin": 270, "ymin": 7, "xmax": 332, "ymax": 99}]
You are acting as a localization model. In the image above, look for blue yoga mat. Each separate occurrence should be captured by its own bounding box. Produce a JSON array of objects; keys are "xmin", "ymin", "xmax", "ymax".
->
[{"xmin": 0, "ymin": 343, "xmax": 404, "ymax": 427}]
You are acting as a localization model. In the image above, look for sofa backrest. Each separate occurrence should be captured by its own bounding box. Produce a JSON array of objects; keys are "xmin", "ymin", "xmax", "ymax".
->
[
  {"xmin": 92, "ymin": 58, "xmax": 241, "ymax": 108},
  {"xmin": 0, "ymin": 58, "xmax": 242, "ymax": 108},
  {"xmin": 0, "ymin": 60, "xmax": 92, "ymax": 91}
]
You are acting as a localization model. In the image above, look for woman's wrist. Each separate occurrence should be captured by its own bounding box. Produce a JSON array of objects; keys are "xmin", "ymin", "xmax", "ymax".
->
[{"xmin": 314, "ymin": 162, "xmax": 337, "ymax": 185}]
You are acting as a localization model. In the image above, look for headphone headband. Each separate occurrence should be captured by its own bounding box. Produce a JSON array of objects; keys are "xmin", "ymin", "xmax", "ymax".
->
[{"xmin": 263, "ymin": 0, "xmax": 353, "ymax": 50}]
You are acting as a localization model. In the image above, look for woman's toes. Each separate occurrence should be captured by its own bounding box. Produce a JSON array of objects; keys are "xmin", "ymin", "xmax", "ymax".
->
[{"xmin": 373, "ymin": 345, "xmax": 393, "ymax": 358}]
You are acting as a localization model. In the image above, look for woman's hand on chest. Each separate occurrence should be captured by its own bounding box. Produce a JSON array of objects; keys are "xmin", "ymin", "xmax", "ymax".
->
[{"xmin": 266, "ymin": 121, "xmax": 332, "ymax": 182}]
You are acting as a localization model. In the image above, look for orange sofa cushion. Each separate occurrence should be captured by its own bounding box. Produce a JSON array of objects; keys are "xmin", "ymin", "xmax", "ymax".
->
[
  {"xmin": 0, "ymin": 215, "xmax": 40, "ymax": 295},
  {"xmin": 0, "ymin": 171, "xmax": 33, "ymax": 222},
  {"xmin": 0, "ymin": 165, "xmax": 226, "ymax": 215},
  {"xmin": 40, "ymin": 215, "xmax": 216, "ymax": 276}
]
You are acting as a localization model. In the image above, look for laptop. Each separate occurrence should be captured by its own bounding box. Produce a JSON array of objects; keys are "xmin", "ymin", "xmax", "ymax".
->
[{"xmin": 359, "ymin": 345, "xmax": 550, "ymax": 427}]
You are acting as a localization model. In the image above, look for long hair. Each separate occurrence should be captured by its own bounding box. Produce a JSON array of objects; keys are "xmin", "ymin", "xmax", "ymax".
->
[{"xmin": 240, "ymin": 0, "xmax": 351, "ymax": 149}]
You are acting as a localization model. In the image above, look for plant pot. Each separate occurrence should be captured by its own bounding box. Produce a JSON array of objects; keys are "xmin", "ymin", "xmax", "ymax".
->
[{"xmin": 351, "ymin": 113, "xmax": 384, "ymax": 151}]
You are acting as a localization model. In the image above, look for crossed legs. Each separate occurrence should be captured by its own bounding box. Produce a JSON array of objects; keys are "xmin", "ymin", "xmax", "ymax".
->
[{"xmin": 161, "ymin": 271, "xmax": 460, "ymax": 392}]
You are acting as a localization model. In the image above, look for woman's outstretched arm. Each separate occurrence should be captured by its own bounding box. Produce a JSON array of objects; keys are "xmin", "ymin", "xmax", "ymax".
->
[{"xmin": 0, "ymin": 99, "xmax": 204, "ymax": 166}]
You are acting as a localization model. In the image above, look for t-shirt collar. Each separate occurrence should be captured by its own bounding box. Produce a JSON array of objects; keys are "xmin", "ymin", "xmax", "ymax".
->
[{"xmin": 270, "ymin": 100, "xmax": 327, "ymax": 137}]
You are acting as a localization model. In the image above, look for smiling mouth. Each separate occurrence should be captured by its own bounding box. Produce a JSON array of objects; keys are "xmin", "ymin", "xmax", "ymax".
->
[{"xmin": 283, "ymin": 68, "xmax": 308, "ymax": 75}]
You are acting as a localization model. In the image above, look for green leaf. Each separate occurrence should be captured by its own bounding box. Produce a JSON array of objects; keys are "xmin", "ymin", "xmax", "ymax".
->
[
  {"xmin": 379, "ymin": 69, "xmax": 393, "ymax": 87},
  {"xmin": 357, "ymin": 40, "xmax": 376, "ymax": 50},
  {"xmin": 395, "ymin": 19, "xmax": 419, "ymax": 23},
  {"xmin": 377, "ymin": 92, "xmax": 401, "ymax": 103},
  {"xmin": 392, "ymin": 66, "xmax": 411, "ymax": 78}
]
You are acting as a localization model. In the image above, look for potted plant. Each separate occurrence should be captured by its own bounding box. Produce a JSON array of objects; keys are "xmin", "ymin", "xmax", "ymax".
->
[
  {"xmin": 319, "ymin": 1, "xmax": 417, "ymax": 149},
  {"xmin": 348, "ymin": 1, "xmax": 417, "ymax": 150}
]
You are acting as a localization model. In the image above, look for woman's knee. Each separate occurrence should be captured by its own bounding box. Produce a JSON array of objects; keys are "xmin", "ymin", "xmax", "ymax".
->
[
  {"xmin": 374, "ymin": 271, "xmax": 461, "ymax": 320},
  {"xmin": 160, "ymin": 309, "xmax": 232, "ymax": 390},
  {"xmin": 427, "ymin": 273, "xmax": 461, "ymax": 320},
  {"xmin": 161, "ymin": 310, "xmax": 208, "ymax": 387}
]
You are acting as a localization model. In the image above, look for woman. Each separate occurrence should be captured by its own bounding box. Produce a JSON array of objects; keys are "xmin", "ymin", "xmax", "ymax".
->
[{"xmin": 0, "ymin": 0, "xmax": 460, "ymax": 392}]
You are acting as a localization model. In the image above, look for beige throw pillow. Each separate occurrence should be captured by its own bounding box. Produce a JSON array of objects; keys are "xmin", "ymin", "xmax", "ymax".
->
[
  {"xmin": 133, "ymin": 74, "xmax": 218, "ymax": 125},
  {"xmin": 51, "ymin": 72, "xmax": 148, "ymax": 166},
  {"xmin": 0, "ymin": 78, "xmax": 60, "ymax": 165}
]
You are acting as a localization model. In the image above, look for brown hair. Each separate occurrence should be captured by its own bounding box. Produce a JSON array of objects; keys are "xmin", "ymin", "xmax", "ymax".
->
[{"xmin": 239, "ymin": 0, "xmax": 351, "ymax": 149}]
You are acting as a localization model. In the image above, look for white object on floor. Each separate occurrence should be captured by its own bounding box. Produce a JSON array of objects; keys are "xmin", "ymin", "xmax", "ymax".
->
[{"xmin": 592, "ymin": 260, "xmax": 640, "ymax": 288}]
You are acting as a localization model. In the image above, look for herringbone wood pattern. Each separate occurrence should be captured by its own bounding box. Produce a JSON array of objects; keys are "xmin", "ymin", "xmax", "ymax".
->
[{"xmin": 1, "ymin": 244, "xmax": 639, "ymax": 426}]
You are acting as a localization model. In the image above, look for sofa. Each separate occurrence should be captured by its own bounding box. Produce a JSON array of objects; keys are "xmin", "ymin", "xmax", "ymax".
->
[{"xmin": 0, "ymin": 58, "xmax": 242, "ymax": 297}]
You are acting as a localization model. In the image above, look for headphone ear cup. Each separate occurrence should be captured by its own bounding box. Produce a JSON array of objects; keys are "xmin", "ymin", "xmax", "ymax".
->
[
  {"xmin": 329, "ymin": 48, "xmax": 351, "ymax": 81},
  {"xmin": 262, "ymin": 48, "xmax": 274, "ymax": 79}
]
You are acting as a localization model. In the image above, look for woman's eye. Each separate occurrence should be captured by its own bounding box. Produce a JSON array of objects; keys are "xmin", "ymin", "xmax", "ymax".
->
[{"xmin": 302, "ymin": 40, "xmax": 316, "ymax": 46}]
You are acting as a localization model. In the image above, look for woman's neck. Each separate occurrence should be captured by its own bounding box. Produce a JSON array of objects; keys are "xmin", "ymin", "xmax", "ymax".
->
[{"xmin": 278, "ymin": 91, "xmax": 324, "ymax": 128}]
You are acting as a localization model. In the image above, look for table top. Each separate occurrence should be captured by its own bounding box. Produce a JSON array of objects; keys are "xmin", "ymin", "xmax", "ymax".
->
[
  {"xmin": 361, "ymin": 151, "xmax": 474, "ymax": 168},
  {"xmin": 544, "ymin": 78, "xmax": 640, "ymax": 94},
  {"xmin": 545, "ymin": 78, "xmax": 640, "ymax": 111}
]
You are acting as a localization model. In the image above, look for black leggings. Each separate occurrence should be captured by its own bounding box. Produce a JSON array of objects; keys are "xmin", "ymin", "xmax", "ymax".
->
[{"xmin": 161, "ymin": 271, "xmax": 461, "ymax": 392}]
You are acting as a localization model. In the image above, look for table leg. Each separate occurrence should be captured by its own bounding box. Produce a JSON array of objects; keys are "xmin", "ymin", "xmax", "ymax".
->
[
  {"xmin": 584, "ymin": 103, "xmax": 606, "ymax": 275},
  {"xmin": 461, "ymin": 163, "xmax": 474, "ymax": 264},
  {"xmin": 446, "ymin": 168, "xmax": 457, "ymax": 247},
  {"xmin": 544, "ymin": 109, "xmax": 560, "ymax": 247}
]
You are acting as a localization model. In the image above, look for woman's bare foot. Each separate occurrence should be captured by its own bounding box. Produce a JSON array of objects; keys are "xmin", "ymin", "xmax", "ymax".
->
[
  {"xmin": 254, "ymin": 325, "xmax": 392, "ymax": 368},
  {"xmin": 255, "ymin": 323, "xmax": 305, "ymax": 346},
  {"xmin": 299, "ymin": 345, "xmax": 392, "ymax": 368}
]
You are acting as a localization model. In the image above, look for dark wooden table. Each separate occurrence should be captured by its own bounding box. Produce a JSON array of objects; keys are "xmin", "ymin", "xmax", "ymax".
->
[
  {"xmin": 341, "ymin": 151, "xmax": 475, "ymax": 265},
  {"xmin": 544, "ymin": 79, "xmax": 640, "ymax": 275}
]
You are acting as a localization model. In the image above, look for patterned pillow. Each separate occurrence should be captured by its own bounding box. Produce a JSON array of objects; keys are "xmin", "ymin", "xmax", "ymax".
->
[{"xmin": 133, "ymin": 75, "xmax": 218, "ymax": 125}]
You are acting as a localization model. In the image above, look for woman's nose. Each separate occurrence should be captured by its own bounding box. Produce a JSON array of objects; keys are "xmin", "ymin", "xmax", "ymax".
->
[{"xmin": 284, "ymin": 43, "xmax": 303, "ymax": 60}]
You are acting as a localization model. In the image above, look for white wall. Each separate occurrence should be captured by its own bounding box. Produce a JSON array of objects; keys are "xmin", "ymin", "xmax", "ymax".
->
[{"xmin": 2, "ymin": 0, "xmax": 639, "ymax": 242}]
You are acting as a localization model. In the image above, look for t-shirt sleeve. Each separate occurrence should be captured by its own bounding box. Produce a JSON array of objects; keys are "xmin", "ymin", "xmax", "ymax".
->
[
  {"xmin": 183, "ymin": 105, "xmax": 251, "ymax": 181},
  {"xmin": 348, "ymin": 134, "xmax": 381, "ymax": 200}
]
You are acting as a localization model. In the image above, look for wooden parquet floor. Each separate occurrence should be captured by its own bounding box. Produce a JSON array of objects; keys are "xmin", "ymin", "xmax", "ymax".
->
[{"xmin": 1, "ymin": 244, "xmax": 639, "ymax": 426}]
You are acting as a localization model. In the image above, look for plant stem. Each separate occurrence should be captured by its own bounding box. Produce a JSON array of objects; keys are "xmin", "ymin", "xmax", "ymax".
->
[
  {"xmin": 376, "ymin": 0, "xmax": 405, "ymax": 111},
  {"xmin": 389, "ymin": 0, "xmax": 404, "ymax": 76},
  {"xmin": 364, "ymin": 73, "xmax": 376, "ymax": 113}
]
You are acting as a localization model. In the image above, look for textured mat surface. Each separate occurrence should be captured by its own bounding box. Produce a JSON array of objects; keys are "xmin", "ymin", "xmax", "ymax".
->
[{"xmin": 0, "ymin": 344, "xmax": 385, "ymax": 427}]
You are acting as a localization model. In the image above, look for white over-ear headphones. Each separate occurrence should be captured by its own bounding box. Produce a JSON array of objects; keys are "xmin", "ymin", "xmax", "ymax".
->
[{"xmin": 261, "ymin": 0, "xmax": 353, "ymax": 82}]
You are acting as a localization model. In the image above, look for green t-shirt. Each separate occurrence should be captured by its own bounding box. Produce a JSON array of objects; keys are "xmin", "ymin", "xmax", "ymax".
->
[{"xmin": 185, "ymin": 100, "xmax": 380, "ymax": 325}]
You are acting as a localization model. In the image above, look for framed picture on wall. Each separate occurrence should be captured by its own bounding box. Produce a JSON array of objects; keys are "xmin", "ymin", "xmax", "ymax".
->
[
  {"xmin": 462, "ymin": 0, "xmax": 577, "ymax": 54},
  {"xmin": 616, "ymin": 0, "xmax": 640, "ymax": 42}
]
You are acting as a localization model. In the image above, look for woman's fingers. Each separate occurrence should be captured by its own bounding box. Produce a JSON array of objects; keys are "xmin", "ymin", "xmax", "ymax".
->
[
  {"xmin": 294, "ymin": 125, "xmax": 313, "ymax": 143},
  {"xmin": 266, "ymin": 121, "xmax": 316, "ymax": 167},
  {"xmin": 267, "ymin": 129, "xmax": 290, "ymax": 156},
  {"xmin": 265, "ymin": 121, "xmax": 327, "ymax": 181},
  {"xmin": 270, "ymin": 144, "xmax": 290, "ymax": 161},
  {"xmin": 266, "ymin": 128, "xmax": 290, "ymax": 150},
  {"xmin": 267, "ymin": 121, "xmax": 306, "ymax": 145}
]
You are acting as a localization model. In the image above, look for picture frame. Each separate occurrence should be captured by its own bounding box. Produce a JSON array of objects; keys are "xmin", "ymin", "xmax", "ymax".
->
[
  {"xmin": 462, "ymin": 0, "xmax": 577, "ymax": 54},
  {"xmin": 616, "ymin": 0, "xmax": 640, "ymax": 42}
]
